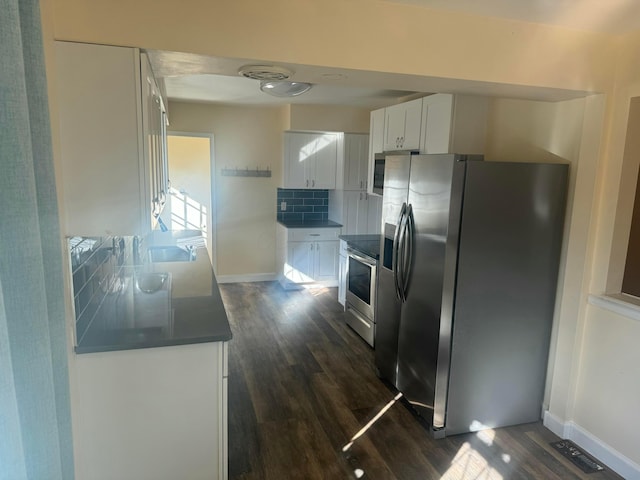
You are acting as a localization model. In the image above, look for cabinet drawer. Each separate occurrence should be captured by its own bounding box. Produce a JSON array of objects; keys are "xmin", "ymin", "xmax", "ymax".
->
[{"xmin": 288, "ymin": 228, "xmax": 340, "ymax": 242}]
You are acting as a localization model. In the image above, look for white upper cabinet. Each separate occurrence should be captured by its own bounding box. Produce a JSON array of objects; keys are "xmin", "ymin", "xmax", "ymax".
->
[
  {"xmin": 283, "ymin": 131, "xmax": 338, "ymax": 189},
  {"xmin": 140, "ymin": 53, "xmax": 168, "ymax": 219},
  {"xmin": 367, "ymin": 108, "xmax": 385, "ymax": 195},
  {"xmin": 55, "ymin": 41, "xmax": 167, "ymax": 236},
  {"xmin": 383, "ymin": 97, "xmax": 423, "ymax": 151},
  {"xmin": 343, "ymin": 133, "xmax": 369, "ymax": 191},
  {"xmin": 420, "ymin": 94, "xmax": 488, "ymax": 154}
]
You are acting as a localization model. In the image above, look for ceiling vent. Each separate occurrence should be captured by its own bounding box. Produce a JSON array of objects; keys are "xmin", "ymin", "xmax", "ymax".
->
[{"xmin": 238, "ymin": 65, "xmax": 293, "ymax": 81}]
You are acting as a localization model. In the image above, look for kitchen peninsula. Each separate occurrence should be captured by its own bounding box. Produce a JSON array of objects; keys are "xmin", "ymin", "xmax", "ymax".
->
[{"xmin": 69, "ymin": 231, "xmax": 231, "ymax": 480}]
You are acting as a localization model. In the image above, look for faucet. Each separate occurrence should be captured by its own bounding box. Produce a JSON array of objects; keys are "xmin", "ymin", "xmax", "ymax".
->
[{"xmin": 156, "ymin": 216, "xmax": 169, "ymax": 232}]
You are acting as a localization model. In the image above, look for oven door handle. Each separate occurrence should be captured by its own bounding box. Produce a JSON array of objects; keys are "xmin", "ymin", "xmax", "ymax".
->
[{"xmin": 346, "ymin": 249, "xmax": 377, "ymax": 267}]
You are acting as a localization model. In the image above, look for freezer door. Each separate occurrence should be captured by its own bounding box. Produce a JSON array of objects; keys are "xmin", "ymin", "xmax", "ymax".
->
[
  {"xmin": 374, "ymin": 155, "xmax": 410, "ymax": 385},
  {"xmin": 395, "ymin": 154, "xmax": 466, "ymax": 428}
]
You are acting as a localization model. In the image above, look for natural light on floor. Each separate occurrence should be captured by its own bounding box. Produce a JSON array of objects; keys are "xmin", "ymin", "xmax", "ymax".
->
[{"xmin": 342, "ymin": 395, "xmax": 512, "ymax": 480}]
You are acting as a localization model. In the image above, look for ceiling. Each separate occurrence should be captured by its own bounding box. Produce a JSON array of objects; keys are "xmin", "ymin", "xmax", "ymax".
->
[
  {"xmin": 151, "ymin": 0, "xmax": 640, "ymax": 109},
  {"xmin": 385, "ymin": 0, "xmax": 640, "ymax": 34}
]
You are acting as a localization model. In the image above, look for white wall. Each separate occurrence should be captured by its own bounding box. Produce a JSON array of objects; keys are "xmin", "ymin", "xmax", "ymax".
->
[
  {"xmin": 288, "ymin": 104, "xmax": 371, "ymax": 133},
  {"xmin": 166, "ymin": 101, "xmax": 287, "ymax": 280},
  {"xmin": 41, "ymin": 0, "xmax": 640, "ymax": 476},
  {"xmin": 165, "ymin": 101, "xmax": 375, "ymax": 280},
  {"xmin": 50, "ymin": 0, "xmax": 615, "ymax": 95},
  {"xmin": 574, "ymin": 304, "xmax": 640, "ymax": 464},
  {"xmin": 163, "ymin": 135, "xmax": 214, "ymax": 262}
]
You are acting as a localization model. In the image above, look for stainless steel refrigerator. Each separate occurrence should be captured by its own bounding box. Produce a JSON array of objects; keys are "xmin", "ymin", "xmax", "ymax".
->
[{"xmin": 375, "ymin": 153, "xmax": 568, "ymax": 437}]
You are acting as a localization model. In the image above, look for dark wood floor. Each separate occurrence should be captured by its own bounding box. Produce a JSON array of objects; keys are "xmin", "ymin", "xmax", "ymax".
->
[{"xmin": 219, "ymin": 282, "xmax": 623, "ymax": 480}]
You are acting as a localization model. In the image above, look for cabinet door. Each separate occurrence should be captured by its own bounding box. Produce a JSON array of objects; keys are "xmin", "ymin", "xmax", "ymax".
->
[
  {"xmin": 368, "ymin": 108, "xmax": 386, "ymax": 195},
  {"xmin": 338, "ymin": 254, "xmax": 347, "ymax": 307},
  {"xmin": 287, "ymin": 242, "xmax": 315, "ymax": 283},
  {"xmin": 284, "ymin": 132, "xmax": 311, "ymax": 188},
  {"xmin": 402, "ymin": 98, "xmax": 423, "ymax": 150},
  {"xmin": 311, "ymin": 133, "xmax": 338, "ymax": 189},
  {"xmin": 343, "ymin": 191, "xmax": 360, "ymax": 235},
  {"xmin": 365, "ymin": 194, "xmax": 383, "ymax": 234},
  {"xmin": 420, "ymin": 94, "xmax": 454, "ymax": 154},
  {"xmin": 141, "ymin": 53, "xmax": 167, "ymax": 221},
  {"xmin": 315, "ymin": 241, "xmax": 339, "ymax": 281},
  {"xmin": 344, "ymin": 134, "xmax": 369, "ymax": 191},
  {"xmin": 384, "ymin": 104, "xmax": 407, "ymax": 151},
  {"xmin": 355, "ymin": 193, "xmax": 370, "ymax": 235},
  {"xmin": 56, "ymin": 42, "xmax": 147, "ymax": 236}
]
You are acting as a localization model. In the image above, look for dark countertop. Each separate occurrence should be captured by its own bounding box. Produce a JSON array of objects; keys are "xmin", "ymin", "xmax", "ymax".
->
[
  {"xmin": 278, "ymin": 219, "xmax": 342, "ymax": 229},
  {"xmin": 339, "ymin": 234, "xmax": 382, "ymax": 260},
  {"xmin": 70, "ymin": 233, "xmax": 232, "ymax": 354}
]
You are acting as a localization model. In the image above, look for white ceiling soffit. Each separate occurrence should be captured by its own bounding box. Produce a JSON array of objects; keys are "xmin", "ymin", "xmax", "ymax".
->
[
  {"xmin": 162, "ymin": 74, "xmax": 415, "ymax": 108},
  {"xmin": 382, "ymin": 0, "xmax": 640, "ymax": 34},
  {"xmin": 149, "ymin": 50, "xmax": 592, "ymax": 107},
  {"xmin": 150, "ymin": 1, "xmax": 640, "ymax": 108}
]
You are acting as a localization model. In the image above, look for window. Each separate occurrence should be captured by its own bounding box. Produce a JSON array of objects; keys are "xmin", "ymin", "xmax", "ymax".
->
[{"xmin": 621, "ymin": 97, "xmax": 640, "ymax": 296}]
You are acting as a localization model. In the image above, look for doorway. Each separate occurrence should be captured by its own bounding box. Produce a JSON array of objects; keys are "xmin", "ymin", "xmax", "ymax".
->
[{"xmin": 161, "ymin": 132, "xmax": 216, "ymax": 271}]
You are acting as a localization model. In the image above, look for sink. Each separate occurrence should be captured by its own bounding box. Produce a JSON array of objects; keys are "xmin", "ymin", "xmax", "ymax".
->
[
  {"xmin": 148, "ymin": 245, "xmax": 196, "ymax": 263},
  {"xmin": 135, "ymin": 272, "xmax": 169, "ymax": 294},
  {"xmin": 133, "ymin": 272, "xmax": 172, "ymax": 331}
]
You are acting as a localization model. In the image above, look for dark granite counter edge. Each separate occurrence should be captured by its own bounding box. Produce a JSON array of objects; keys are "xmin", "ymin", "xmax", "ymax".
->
[
  {"xmin": 339, "ymin": 234, "xmax": 382, "ymax": 260},
  {"xmin": 278, "ymin": 220, "xmax": 343, "ymax": 229},
  {"xmin": 74, "ymin": 332, "xmax": 232, "ymax": 354}
]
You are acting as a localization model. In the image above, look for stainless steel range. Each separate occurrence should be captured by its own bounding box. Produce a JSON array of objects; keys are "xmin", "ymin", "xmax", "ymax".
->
[{"xmin": 342, "ymin": 235, "xmax": 380, "ymax": 347}]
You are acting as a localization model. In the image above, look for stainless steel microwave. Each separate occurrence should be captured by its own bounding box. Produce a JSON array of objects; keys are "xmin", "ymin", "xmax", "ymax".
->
[
  {"xmin": 372, "ymin": 153, "xmax": 385, "ymax": 195},
  {"xmin": 373, "ymin": 151, "xmax": 418, "ymax": 195}
]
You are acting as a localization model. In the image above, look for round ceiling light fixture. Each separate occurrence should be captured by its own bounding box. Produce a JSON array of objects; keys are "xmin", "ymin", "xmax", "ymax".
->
[
  {"xmin": 238, "ymin": 65, "xmax": 293, "ymax": 81},
  {"xmin": 259, "ymin": 80, "xmax": 313, "ymax": 97}
]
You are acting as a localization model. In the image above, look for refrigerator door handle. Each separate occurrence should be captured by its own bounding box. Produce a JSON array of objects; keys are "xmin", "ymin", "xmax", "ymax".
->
[
  {"xmin": 396, "ymin": 204, "xmax": 410, "ymax": 302},
  {"xmin": 392, "ymin": 203, "xmax": 407, "ymax": 301},
  {"xmin": 400, "ymin": 204, "xmax": 415, "ymax": 301}
]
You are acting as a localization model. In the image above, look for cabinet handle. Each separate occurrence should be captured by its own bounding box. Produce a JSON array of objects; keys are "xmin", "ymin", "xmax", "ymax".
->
[
  {"xmin": 306, "ymin": 179, "xmax": 309, "ymax": 187},
  {"xmin": 312, "ymin": 179, "xmax": 315, "ymax": 187},
  {"xmin": 310, "ymin": 243, "xmax": 314, "ymax": 250}
]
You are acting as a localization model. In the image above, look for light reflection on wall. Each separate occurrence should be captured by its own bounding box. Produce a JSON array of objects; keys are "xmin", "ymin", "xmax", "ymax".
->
[{"xmin": 168, "ymin": 187, "xmax": 208, "ymax": 233}]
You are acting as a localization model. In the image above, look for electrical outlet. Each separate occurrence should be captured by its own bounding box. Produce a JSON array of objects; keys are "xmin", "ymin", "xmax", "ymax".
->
[{"xmin": 280, "ymin": 201, "xmax": 287, "ymax": 211}]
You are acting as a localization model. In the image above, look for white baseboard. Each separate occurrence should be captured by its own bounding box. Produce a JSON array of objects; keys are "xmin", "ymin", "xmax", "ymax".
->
[
  {"xmin": 215, "ymin": 273, "xmax": 277, "ymax": 284},
  {"xmin": 543, "ymin": 411, "xmax": 640, "ymax": 479}
]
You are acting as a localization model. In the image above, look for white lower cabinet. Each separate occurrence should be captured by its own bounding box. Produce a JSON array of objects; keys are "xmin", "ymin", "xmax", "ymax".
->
[
  {"xmin": 277, "ymin": 225, "xmax": 340, "ymax": 287},
  {"xmin": 74, "ymin": 342, "xmax": 228, "ymax": 480},
  {"xmin": 314, "ymin": 239, "xmax": 340, "ymax": 281},
  {"xmin": 338, "ymin": 240, "xmax": 348, "ymax": 307},
  {"xmin": 287, "ymin": 241, "xmax": 315, "ymax": 282}
]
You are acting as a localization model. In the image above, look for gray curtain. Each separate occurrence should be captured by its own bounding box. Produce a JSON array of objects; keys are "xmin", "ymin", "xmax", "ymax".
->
[{"xmin": 0, "ymin": 0, "xmax": 74, "ymax": 478}]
